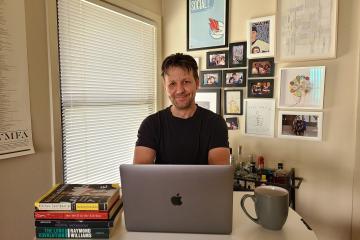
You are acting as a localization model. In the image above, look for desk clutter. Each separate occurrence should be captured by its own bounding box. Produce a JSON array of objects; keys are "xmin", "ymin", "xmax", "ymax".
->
[{"xmin": 33, "ymin": 184, "xmax": 123, "ymax": 239}]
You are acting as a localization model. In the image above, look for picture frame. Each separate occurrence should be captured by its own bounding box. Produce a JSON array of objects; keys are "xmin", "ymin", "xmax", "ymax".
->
[
  {"xmin": 278, "ymin": 66, "xmax": 326, "ymax": 109},
  {"xmin": 247, "ymin": 15, "xmax": 275, "ymax": 59},
  {"xmin": 187, "ymin": 0, "xmax": 229, "ymax": 51},
  {"xmin": 206, "ymin": 50, "xmax": 228, "ymax": 69},
  {"xmin": 195, "ymin": 88, "xmax": 221, "ymax": 114},
  {"xmin": 225, "ymin": 117, "xmax": 239, "ymax": 130},
  {"xmin": 278, "ymin": 111, "xmax": 323, "ymax": 141},
  {"xmin": 229, "ymin": 41, "xmax": 247, "ymax": 68},
  {"xmin": 248, "ymin": 58, "xmax": 275, "ymax": 78},
  {"xmin": 223, "ymin": 69, "xmax": 246, "ymax": 87},
  {"xmin": 199, "ymin": 70, "xmax": 222, "ymax": 88},
  {"xmin": 277, "ymin": 0, "xmax": 338, "ymax": 61},
  {"xmin": 244, "ymin": 99, "xmax": 275, "ymax": 137},
  {"xmin": 224, "ymin": 89, "xmax": 243, "ymax": 115},
  {"xmin": 247, "ymin": 79, "xmax": 274, "ymax": 98}
]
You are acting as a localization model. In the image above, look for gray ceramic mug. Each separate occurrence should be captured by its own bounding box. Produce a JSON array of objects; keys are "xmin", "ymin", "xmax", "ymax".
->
[{"xmin": 241, "ymin": 185, "xmax": 289, "ymax": 230}]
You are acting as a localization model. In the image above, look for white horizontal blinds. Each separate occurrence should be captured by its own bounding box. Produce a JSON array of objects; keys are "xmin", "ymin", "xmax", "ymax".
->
[{"xmin": 57, "ymin": 0, "xmax": 156, "ymax": 184}]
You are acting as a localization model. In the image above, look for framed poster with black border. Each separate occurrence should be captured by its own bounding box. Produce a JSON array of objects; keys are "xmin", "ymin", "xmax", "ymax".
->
[
  {"xmin": 248, "ymin": 58, "xmax": 275, "ymax": 78},
  {"xmin": 229, "ymin": 41, "xmax": 247, "ymax": 68},
  {"xmin": 206, "ymin": 50, "xmax": 228, "ymax": 69},
  {"xmin": 224, "ymin": 89, "xmax": 243, "ymax": 115},
  {"xmin": 223, "ymin": 69, "xmax": 246, "ymax": 87},
  {"xmin": 247, "ymin": 79, "xmax": 274, "ymax": 98},
  {"xmin": 195, "ymin": 88, "xmax": 221, "ymax": 114},
  {"xmin": 200, "ymin": 70, "xmax": 222, "ymax": 88}
]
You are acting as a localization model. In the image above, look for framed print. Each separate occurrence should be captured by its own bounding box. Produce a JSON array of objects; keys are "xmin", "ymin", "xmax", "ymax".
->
[
  {"xmin": 229, "ymin": 42, "xmax": 247, "ymax": 67},
  {"xmin": 247, "ymin": 15, "xmax": 275, "ymax": 59},
  {"xmin": 244, "ymin": 99, "xmax": 275, "ymax": 137},
  {"xmin": 187, "ymin": 0, "xmax": 229, "ymax": 51},
  {"xmin": 206, "ymin": 50, "xmax": 228, "ymax": 69},
  {"xmin": 195, "ymin": 89, "xmax": 221, "ymax": 114},
  {"xmin": 223, "ymin": 69, "xmax": 246, "ymax": 87},
  {"xmin": 248, "ymin": 58, "xmax": 275, "ymax": 78},
  {"xmin": 279, "ymin": 66, "xmax": 325, "ymax": 109},
  {"xmin": 200, "ymin": 70, "xmax": 222, "ymax": 87},
  {"xmin": 277, "ymin": 0, "xmax": 338, "ymax": 61},
  {"xmin": 224, "ymin": 90, "xmax": 243, "ymax": 115},
  {"xmin": 248, "ymin": 79, "xmax": 274, "ymax": 98},
  {"xmin": 225, "ymin": 117, "xmax": 239, "ymax": 130},
  {"xmin": 278, "ymin": 111, "xmax": 323, "ymax": 141}
]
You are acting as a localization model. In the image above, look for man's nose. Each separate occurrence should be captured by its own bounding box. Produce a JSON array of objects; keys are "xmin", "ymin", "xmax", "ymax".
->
[{"xmin": 175, "ymin": 83, "xmax": 185, "ymax": 93}]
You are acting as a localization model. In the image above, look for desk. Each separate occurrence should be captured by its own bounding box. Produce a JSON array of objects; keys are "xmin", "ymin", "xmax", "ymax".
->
[{"xmin": 110, "ymin": 192, "xmax": 317, "ymax": 240}]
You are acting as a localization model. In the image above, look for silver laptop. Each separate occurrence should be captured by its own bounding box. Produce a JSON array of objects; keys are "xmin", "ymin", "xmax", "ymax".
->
[{"xmin": 120, "ymin": 164, "xmax": 234, "ymax": 234}]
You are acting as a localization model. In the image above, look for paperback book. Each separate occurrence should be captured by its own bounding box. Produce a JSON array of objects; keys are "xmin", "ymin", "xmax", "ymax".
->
[{"xmin": 36, "ymin": 227, "xmax": 113, "ymax": 239}]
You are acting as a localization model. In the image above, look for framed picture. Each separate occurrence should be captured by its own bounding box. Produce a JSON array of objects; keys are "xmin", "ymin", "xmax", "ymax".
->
[
  {"xmin": 248, "ymin": 79, "xmax": 274, "ymax": 98},
  {"xmin": 247, "ymin": 15, "xmax": 275, "ymax": 59},
  {"xmin": 187, "ymin": 0, "xmax": 229, "ymax": 51},
  {"xmin": 248, "ymin": 58, "xmax": 275, "ymax": 78},
  {"xmin": 244, "ymin": 99, "xmax": 275, "ymax": 137},
  {"xmin": 278, "ymin": 111, "xmax": 323, "ymax": 141},
  {"xmin": 279, "ymin": 66, "xmax": 325, "ymax": 109},
  {"xmin": 224, "ymin": 90, "xmax": 243, "ymax": 115},
  {"xmin": 195, "ymin": 89, "xmax": 221, "ymax": 114},
  {"xmin": 229, "ymin": 42, "xmax": 247, "ymax": 67},
  {"xmin": 200, "ymin": 70, "xmax": 222, "ymax": 88},
  {"xmin": 206, "ymin": 50, "xmax": 228, "ymax": 69},
  {"xmin": 225, "ymin": 117, "xmax": 239, "ymax": 130},
  {"xmin": 277, "ymin": 0, "xmax": 338, "ymax": 61},
  {"xmin": 223, "ymin": 69, "xmax": 246, "ymax": 87}
]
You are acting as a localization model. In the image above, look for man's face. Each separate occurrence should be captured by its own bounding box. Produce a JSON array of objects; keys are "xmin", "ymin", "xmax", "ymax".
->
[{"xmin": 164, "ymin": 66, "xmax": 199, "ymax": 110}]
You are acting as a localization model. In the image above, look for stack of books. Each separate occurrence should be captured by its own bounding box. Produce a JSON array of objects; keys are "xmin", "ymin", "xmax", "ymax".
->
[{"xmin": 34, "ymin": 184, "xmax": 122, "ymax": 239}]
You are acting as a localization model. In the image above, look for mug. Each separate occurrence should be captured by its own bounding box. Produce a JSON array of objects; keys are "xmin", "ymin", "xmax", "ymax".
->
[{"xmin": 240, "ymin": 185, "xmax": 289, "ymax": 230}]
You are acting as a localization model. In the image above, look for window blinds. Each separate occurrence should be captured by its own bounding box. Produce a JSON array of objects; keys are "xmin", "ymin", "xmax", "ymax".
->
[{"xmin": 57, "ymin": 0, "xmax": 156, "ymax": 183}]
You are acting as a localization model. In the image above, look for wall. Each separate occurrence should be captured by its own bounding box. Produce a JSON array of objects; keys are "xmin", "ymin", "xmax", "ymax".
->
[{"xmin": 162, "ymin": 0, "xmax": 359, "ymax": 240}]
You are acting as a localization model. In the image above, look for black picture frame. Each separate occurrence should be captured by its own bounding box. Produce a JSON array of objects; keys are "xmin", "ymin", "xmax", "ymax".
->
[
  {"xmin": 224, "ymin": 89, "xmax": 243, "ymax": 115},
  {"xmin": 223, "ymin": 69, "xmax": 247, "ymax": 87},
  {"xmin": 225, "ymin": 117, "xmax": 239, "ymax": 130},
  {"xmin": 199, "ymin": 70, "xmax": 222, "ymax": 88},
  {"xmin": 229, "ymin": 42, "xmax": 247, "ymax": 68},
  {"xmin": 206, "ymin": 50, "xmax": 228, "ymax": 69},
  {"xmin": 248, "ymin": 57, "xmax": 275, "ymax": 78},
  {"xmin": 247, "ymin": 78, "xmax": 274, "ymax": 98},
  {"xmin": 195, "ymin": 88, "xmax": 221, "ymax": 114}
]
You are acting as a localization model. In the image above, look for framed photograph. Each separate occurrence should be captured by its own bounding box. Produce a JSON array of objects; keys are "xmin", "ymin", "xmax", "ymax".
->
[
  {"xmin": 248, "ymin": 58, "xmax": 275, "ymax": 78},
  {"xmin": 277, "ymin": 0, "xmax": 338, "ymax": 61},
  {"xmin": 223, "ymin": 69, "xmax": 246, "ymax": 87},
  {"xmin": 195, "ymin": 89, "xmax": 221, "ymax": 114},
  {"xmin": 224, "ymin": 90, "xmax": 243, "ymax": 115},
  {"xmin": 200, "ymin": 70, "xmax": 222, "ymax": 88},
  {"xmin": 206, "ymin": 50, "xmax": 228, "ymax": 69},
  {"xmin": 248, "ymin": 79, "xmax": 274, "ymax": 98},
  {"xmin": 187, "ymin": 0, "xmax": 229, "ymax": 51},
  {"xmin": 247, "ymin": 15, "xmax": 275, "ymax": 59},
  {"xmin": 278, "ymin": 111, "xmax": 323, "ymax": 141},
  {"xmin": 244, "ymin": 99, "xmax": 275, "ymax": 137},
  {"xmin": 229, "ymin": 42, "xmax": 247, "ymax": 67},
  {"xmin": 225, "ymin": 117, "xmax": 239, "ymax": 130},
  {"xmin": 279, "ymin": 66, "xmax": 325, "ymax": 109}
]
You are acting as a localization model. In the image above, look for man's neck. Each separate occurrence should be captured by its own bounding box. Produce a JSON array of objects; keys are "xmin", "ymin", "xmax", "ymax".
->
[{"xmin": 170, "ymin": 104, "xmax": 197, "ymax": 119}]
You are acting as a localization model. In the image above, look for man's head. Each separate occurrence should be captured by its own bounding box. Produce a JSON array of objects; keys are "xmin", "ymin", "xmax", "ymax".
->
[{"xmin": 251, "ymin": 26, "xmax": 257, "ymax": 43}]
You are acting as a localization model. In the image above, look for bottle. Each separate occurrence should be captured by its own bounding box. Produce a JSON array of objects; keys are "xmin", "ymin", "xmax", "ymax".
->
[
  {"xmin": 274, "ymin": 162, "xmax": 288, "ymax": 184},
  {"xmin": 229, "ymin": 148, "xmax": 235, "ymax": 167},
  {"xmin": 257, "ymin": 155, "xmax": 265, "ymax": 169}
]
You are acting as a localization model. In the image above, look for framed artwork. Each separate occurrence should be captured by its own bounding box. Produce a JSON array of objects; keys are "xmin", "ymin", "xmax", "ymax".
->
[
  {"xmin": 187, "ymin": 0, "xmax": 229, "ymax": 51},
  {"xmin": 247, "ymin": 15, "xmax": 275, "ymax": 59},
  {"xmin": 224, "ymin": 90, "xmax": 243, "ymax": 115},
  {"xmin": 244, "ymin": 99, "xmax": 275, "ymax": 137},
  {"xmin": 278, "ymin": 111, "xmax": 323, "ymax": 141},
  {"xmin": 223, "ymin": 69, "xmax": 246, "ymax": 87},
  {"xmin": 206, "ymin": 50, "xmax": 228, "ymax": 69},
  {"xmin": 225, "ymin": 117, "xmax": 239, "ymax": 130},
  {"xmin": 248, "ymin": 58, "xmax": 275, "ymax": 78},
  {"xmin": 277, "ymin": 0, "xmax": 338, "ymax": 61},
  {"xmin": 247, "ymin": 79, "xmax": 274, "ymax": 98},
  {"xmin": 195, "ymin": 88, "xmax": 221, "ymax": 114},
  {"xmin": 229, "ymin": 42, "xmax": 247, "ymax": 67},
  {"xmin": 200, "ymin": 70, "xmax": 222, "ymax": 88},
  {"xmin": 278, "ymin": 66, "xmax": 325, "ymax": 109}
]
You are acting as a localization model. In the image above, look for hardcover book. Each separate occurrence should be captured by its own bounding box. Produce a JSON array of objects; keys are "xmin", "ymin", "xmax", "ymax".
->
[
  {"xmin": 35, "ymin": 184, "xmax": 120, "ymax": 211},
  {"xmin": 36, "ymin": 227, "xmax": 113, "ymax": 239}
]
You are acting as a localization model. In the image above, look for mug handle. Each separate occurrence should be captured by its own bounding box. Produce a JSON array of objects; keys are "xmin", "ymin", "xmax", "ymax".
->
[{"xmin": 240, "ymin": 194, "xmax": 259, "ymax": 224}]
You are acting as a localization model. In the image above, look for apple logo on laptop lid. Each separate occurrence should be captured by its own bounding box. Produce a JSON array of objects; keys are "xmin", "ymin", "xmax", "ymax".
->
[{"xmin": 171, "ymin": 193, "xmax": 183, "ymax": 206}]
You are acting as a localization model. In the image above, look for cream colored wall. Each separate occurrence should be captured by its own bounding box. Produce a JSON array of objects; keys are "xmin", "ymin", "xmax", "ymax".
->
[{"xmin": 162, "ymin": 0, "xmax": 359, "ymax": 240}]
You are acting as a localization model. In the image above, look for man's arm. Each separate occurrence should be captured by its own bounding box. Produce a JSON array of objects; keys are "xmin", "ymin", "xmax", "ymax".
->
[
  {"xmin": 133, "ymin": 146, "xmax": 156, "ymax": 164},
  {"xmin": 208, "ymin": 147, "xmax": 230, "ymax": 165}
]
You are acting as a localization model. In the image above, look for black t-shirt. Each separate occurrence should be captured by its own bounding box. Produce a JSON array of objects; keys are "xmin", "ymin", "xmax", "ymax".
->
[{"xmin": 136, "ymin": 106, "xmax": 229, "ymax": 164}]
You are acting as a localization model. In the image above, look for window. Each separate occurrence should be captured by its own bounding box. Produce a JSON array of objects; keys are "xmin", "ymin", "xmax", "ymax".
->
[{"xmin": 57, "ymin": 0, "xmax": 157, "ymax": 183}]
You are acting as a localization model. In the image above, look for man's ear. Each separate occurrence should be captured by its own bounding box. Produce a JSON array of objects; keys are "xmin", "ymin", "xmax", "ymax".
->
[{"xmin": 195, "ymin": 78, "xmax": 200, "ymax": 90}]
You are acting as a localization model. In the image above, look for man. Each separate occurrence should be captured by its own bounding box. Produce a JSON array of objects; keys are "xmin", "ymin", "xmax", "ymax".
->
[
  {"xmin": 251, "ymin": 26, "xmax": 269, "ymax": 53},
  {"xmin": 133, "ymin": 53, "xmax": 230, "ymax": 165}
]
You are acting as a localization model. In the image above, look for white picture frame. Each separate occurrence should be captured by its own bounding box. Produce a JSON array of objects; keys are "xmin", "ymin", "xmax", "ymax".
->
[
  {"xmin": 195, "ymin": 89, "xmax": 221, "ymax": 114},
  {"xmin": 244, "ymin": 99, "xmax": 275, "ymax": 137},
  {"xmin": 247, "ymin": 15, "xmax": 276, "ymax": 59},
  {"xmin": 278, "ymin": 111, "xmax": 323, "ymax": 141},
  {"xmin": 278, "ymin": 66, "xmax": 325, "ymax": 109}
]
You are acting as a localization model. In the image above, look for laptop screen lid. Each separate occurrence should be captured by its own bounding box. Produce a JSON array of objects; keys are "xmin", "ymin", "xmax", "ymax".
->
[{"xmin": 120, "ymin": 164, "xmax": 234, "ymax": 234}]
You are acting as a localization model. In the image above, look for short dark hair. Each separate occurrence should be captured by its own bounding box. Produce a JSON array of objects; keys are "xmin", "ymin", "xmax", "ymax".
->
[
  {"xmin": 161, "ymin": 53, "xmax": 199, "ymax": 80},
  {"xmin": 252, "ymin": 26, "xmax": 257, "ymax": 32}
]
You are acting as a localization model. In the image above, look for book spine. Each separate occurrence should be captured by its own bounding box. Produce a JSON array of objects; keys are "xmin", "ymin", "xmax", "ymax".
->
[
  {"xmin": 35, "ymin": 219, "xmax": 114, "ymax": 228},
  {"xmin": 34, "ymin": 211, "xmax": 109, "ymax": 220},
  {"xmin": 36, "ymin": 227, "xmax": 110, "ymax": 239},
  {"xmin": 74, "ymin": 190, "xmax": 120, "ymax": 211}
]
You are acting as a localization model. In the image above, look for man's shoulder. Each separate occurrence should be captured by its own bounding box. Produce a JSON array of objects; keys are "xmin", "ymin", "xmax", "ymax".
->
[{"xmin": 143, "ymin": 107, "xmax": 169, "ymax": 122}]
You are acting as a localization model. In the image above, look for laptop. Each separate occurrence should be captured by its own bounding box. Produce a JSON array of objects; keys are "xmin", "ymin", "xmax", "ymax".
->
[{"xmin": 119, "ymin": 164, "xmax": 234, "ymax": 234}]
